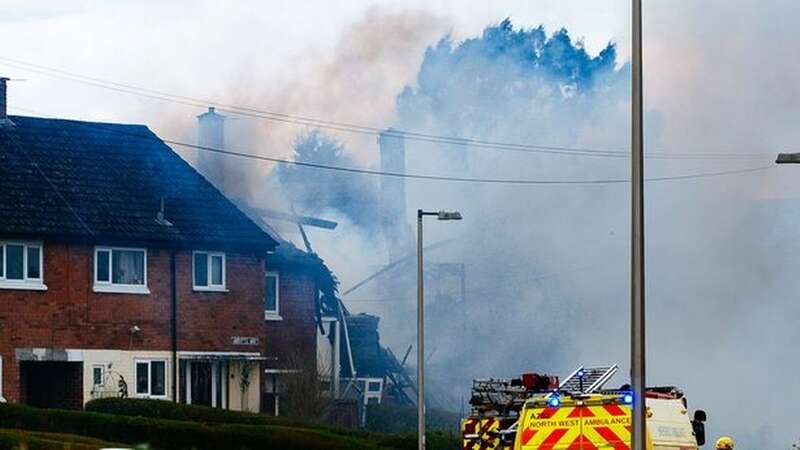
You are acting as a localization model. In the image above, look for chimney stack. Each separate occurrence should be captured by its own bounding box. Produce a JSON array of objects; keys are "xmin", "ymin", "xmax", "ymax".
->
[
  {"xmin": 378, "ymin": 129, "xmax": 413, "ymax": 262},
  {"xmin": 0, "ymin": 77, "xmax": 9, "ymax": 120},
  {"xmin": 196, "ymin": 106, "xmax": 227, "ymax": 188},
  {"xmin": 198, "ymin": 106, "xmax": 225, "ymax": 149}
]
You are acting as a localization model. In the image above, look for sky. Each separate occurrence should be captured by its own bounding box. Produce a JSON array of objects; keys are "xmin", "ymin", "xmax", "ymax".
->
[
  {"xmin": 3, "ymin": 1, "xmax": 800, "ymax": 448},
  {"xmin": 2, "ymin": 0, "xmax": 797, "ymax": 193}
]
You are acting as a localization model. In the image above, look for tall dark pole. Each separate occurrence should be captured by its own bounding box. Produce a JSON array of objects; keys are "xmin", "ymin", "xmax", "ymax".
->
[
  {"xmin": 631, "ymin": 1, "xmax": 647, "ymax": 450},
  {"xmin": 170, "ymin": 251, "xmax": 178, "ymax": 403},
  {"xmin": 416, "ymin": 209, "xmax": 425, "ymax": 450},
  {"xmin": 415, "ymin": 209, "xmax": 461, "ymax": 450}
]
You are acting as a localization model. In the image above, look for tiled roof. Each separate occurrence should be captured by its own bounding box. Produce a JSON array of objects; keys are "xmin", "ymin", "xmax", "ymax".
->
[{"xmin": 0, "ymin": 115, "xmax": 277, "ymax": 252}]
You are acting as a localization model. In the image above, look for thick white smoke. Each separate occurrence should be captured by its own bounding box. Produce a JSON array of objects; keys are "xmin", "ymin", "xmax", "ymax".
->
[
  {"xmin": 280, "ymin": 8, "xmax": 800, "ymax": 449},
  {"xmin": 230, "ymin": 7, "xmax": 796, "ymax": 448},
  {"xmin": 6, "ymin": 2, "xmax": 799, "ymax": 447}
]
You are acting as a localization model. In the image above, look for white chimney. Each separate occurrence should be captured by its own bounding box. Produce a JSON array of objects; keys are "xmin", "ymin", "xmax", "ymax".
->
[
  {"xmin": 196, "ymin": 106, "xmax": 227, "ymax": 189},
  {"xmin": 378, "ymin": 128, "xmax": 413, "ymax": 262}
]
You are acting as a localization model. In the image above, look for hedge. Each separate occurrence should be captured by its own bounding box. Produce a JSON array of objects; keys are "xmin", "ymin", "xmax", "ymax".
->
[
  {"xmin": 0, "ymin": 403, "xmax": 379, "ymax": 450},
  {"xmin": 85, "ymin": 398, "xmax": 461, "ymax": 450},
  {"xmin": 85, "ymin": 397, "xmax": 367, "ymax": 439},
  {"xmin": 365, "ymin": 404, "xmax": 461, "ymax": 434},
  {"xmin": 0, "ymin": 429, "xmax": 122, "ymax": 450}
]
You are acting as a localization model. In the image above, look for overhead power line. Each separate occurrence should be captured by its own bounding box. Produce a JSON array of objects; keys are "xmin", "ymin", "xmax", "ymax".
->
[
  {"xmin": 8, "ymin": 104, "xmax": 775, "ymax": 186},
  {"xmin": 0, "ymin": 55, "xmax": 771, "ymax": 161},
  {"xmin": 168, "ymin": 139, "xmax": 774, "ymax": 185}
]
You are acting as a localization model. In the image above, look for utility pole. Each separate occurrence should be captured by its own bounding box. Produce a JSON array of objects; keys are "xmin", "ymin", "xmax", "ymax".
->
[{"xmin": 631, "ymin": 2, "xmax": 647, "ymax": 450}]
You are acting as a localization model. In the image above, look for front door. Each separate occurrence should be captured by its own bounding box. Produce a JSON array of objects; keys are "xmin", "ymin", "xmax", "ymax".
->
[
  {"xmin": 180, "ymin": 360, "xmax": 227, "ymax": 408},
  {"xmin": 191, "ymin": 362, "xmax": 213, "ymax": 406}
]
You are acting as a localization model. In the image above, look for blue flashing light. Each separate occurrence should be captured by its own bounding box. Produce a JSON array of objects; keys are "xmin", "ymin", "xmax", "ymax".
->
[
  {"xmin": 577, "ymin": 369, "xmax": 585, "ymax": 378},
  {"xmin": 622, "ymin": 393, "xmax": 634, "ymax": 404},
  {"xmin": 548, "ymin": 396, "xmax": 561, "ymax": 408}
]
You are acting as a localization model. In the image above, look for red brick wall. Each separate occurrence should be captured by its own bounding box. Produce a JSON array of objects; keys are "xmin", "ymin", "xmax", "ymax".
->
[
  {"xmin": 263, "ymin": 269, "xmax": 317, "ymax": 371},
  {"xmin": 0, "ymin": 242, "xmax": 266, "ymax": 402}
]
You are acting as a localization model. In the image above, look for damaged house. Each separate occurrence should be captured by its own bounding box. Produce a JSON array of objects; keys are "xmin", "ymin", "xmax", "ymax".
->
[
  {"xmin": 0, "ymin": 79, "xmax": 276, "ymax": 411},
  {"xmin": 195, "ymin": 106, "xmax": 349, "ymax": 418},
  {"xmin": 261, "ymin": 240, "xmax": 340, "ymax": 416},
  {"xmin": 193, "ymin": 107, "xmax": 382, "ymax": 424}
]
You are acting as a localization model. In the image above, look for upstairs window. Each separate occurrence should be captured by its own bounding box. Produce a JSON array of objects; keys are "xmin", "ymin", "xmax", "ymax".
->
[
  {"xmin": 0, "ymin": 241, "xmax": 46, "ymax": 291},
  {"xmin": 264, "ymin": 272, "xmax": 281, "ymax": 320},
  {"xmin": 193, "ymin": 251, "xmax": 226, "ymax": 291},
  {"xmin": 94, "ymin": 247, "xmax": 148, "ymax": 294}
]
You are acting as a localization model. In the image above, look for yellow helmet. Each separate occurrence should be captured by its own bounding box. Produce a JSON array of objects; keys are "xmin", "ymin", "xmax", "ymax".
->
[{"xmin": 716, "ymin": 437, "xmax": 735, "ymax": 450}]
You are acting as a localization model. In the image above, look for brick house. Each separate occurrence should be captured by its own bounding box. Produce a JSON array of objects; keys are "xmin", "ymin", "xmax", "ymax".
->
[{"xmin": 0, "ymin": 81, "xmax": 277, "ymax": 410}]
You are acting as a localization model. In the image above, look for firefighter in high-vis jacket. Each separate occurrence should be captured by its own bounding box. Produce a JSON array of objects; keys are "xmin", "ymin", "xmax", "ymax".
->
[{"xmin": 716, "ymin": 436, "xmax": 735, "ymax": 450}]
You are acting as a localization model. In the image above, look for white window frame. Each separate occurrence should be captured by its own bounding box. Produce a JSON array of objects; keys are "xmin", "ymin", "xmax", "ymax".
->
[
  {"xmin": 93, "ymin": 246, "xmax": 149, "ymax": 294},
  {"xmin": 192, "ymin": 251, "xmax": 227, "ymax": 292},
  {"xmin": 134, "ymin": 358, "xmax": 168, "ymax": 399},
  {"xmin": 92, "ymin": 364, "xmax": 106, "ymax": 387},
  {"xmin": 361, "ymin": 377, "xmax": 383, "ymax": 406},
  {"xmin": 264, "ymin": 272, "xmax": 281, "ymax": 320},
  {"xmin": 0, "ymin": 240, "xmax": 46, "ymax": 291}
]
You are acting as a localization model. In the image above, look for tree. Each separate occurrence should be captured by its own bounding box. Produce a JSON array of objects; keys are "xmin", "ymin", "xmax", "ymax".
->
[{"xmin": 276, "ymin": 129, "xmax": 381, "ymax": 233}]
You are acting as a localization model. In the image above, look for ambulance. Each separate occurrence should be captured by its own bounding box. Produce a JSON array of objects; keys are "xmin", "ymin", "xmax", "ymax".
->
[
  {"xmin": 514, "ymin": 389, "xmax": 707, "ymax": 450},
  {"xmin": 462, "ymin": 366, "xmax": 707, "ymax": 450}
]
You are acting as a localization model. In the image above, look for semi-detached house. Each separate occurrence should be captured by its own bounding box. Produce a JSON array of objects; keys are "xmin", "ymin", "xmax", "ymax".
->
[{"xmin": 0, "ymin": 82, "xmax": 277, "ymax": 411}]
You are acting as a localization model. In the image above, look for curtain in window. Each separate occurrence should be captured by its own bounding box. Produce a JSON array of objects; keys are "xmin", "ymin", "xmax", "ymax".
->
[
  {"xmin": 211, "ymin": 255, "xmax": 223, "ymax": 285},
  {"xmin": 113, "ymin": 250, "xmax": 144, "ymax": 285}
]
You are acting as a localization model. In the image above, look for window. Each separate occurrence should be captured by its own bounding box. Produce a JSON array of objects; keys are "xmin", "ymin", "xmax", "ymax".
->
[
  {"xmin": 0, "ymin": 241, "xmax": 46, "ymax": 290},
  {"xmin": 135, "ymin": 359, "xmax": 167, "ymax": 398},
  {"xmin": 264, "ymin": 272, "xmax": 280, "ymax": 320},
  {"xmin": 94, "ymin": 247, "xmax": 148, "ymax": 294},
  {"xmin": 368, "ymin": 381, "xmax": 382, "ymax": 392},
  {"xmin": 92, "ymin": 364, "xmax": 105, "ymax": 387},
  {"xmin": 193, "ymin": 251, "xmax": 226, "ymax": 291}
]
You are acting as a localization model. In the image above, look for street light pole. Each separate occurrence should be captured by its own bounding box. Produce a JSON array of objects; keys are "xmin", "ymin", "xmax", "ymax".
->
[
  {"xmin": 631, "ymin": 2, "xmax": 647, "ymax": 450},
  {"xmin": 417, "ymin": 210, "xmax": 425, "ymax": 450},
  {"xmin": 417, "ymin": 209, "xmax": 462, "ymax": 450}
]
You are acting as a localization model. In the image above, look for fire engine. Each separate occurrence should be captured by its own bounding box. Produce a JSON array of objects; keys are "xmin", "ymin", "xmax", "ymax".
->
[{"xmin": 461, "ymin": 365, "xmax": 707, "ymax": 450}]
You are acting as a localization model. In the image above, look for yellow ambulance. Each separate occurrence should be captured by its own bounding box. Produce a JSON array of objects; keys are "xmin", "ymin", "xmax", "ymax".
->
[{"xmin": 513, "ymin": 390, "xmax": 706, "ymax": 450}]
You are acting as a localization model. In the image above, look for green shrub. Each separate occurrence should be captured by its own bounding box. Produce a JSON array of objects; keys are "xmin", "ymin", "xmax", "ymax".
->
[
  {"xmin": 372, "ymin": 431, "xmax": 460, "ymax": 450},
  {"xmin": 85, "ymin": 397, "xmax": 368, "ymax": 439},
  {"xmin": 0, "ymin": 403, "xmax": 377, "ymax": 450},
  {"xmin": 365, "ymin": 404, "xmax": 460, "ymax": 434},
  {"xmin": 0, "ymin": 429, "xmax": 122, "ymax": 450},
  {"xmin": 85, "ymin": 398, "xmax": 463, "ymax": 448}
]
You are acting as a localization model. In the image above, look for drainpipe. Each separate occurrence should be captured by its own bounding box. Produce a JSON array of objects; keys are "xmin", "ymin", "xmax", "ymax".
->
[{"xmin": 171, "ymin": 250, "xmax": 178, "ymax": 402}]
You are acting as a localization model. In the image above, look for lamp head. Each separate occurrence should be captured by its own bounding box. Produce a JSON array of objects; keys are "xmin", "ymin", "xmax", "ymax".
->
[
  {"xmin": 437, "ymin": 211, "xmax": 462, "ymax": 221},
  {"xmin": 776, "ymin": 152, "xmax": 800, "ymax": 164}
]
